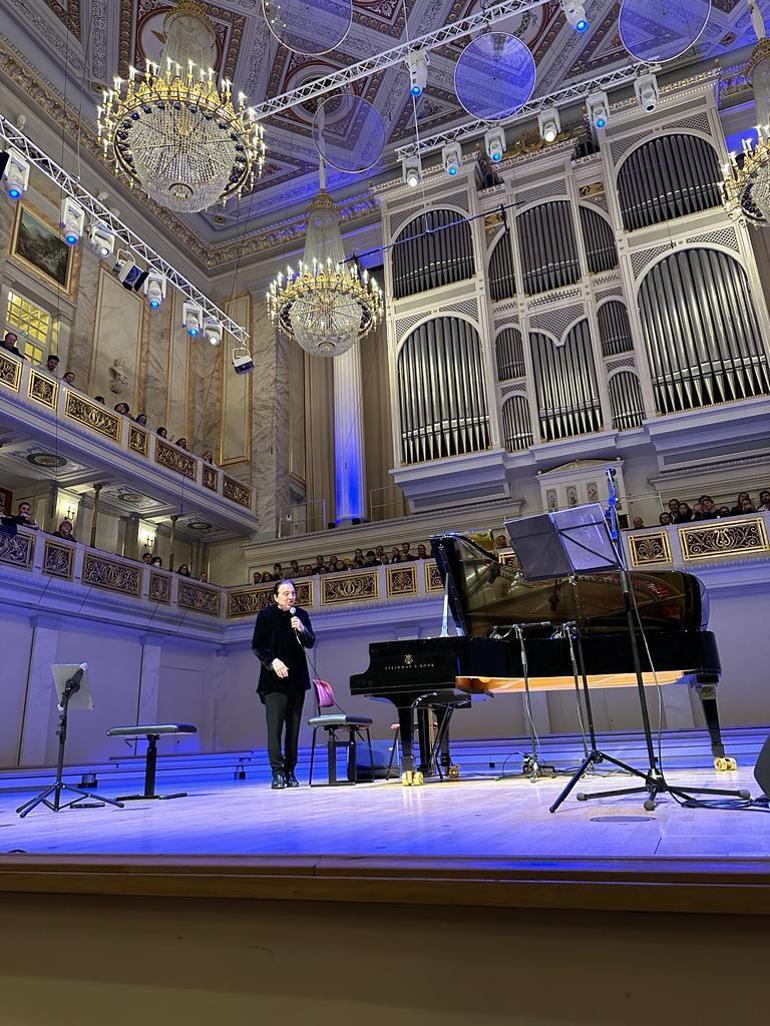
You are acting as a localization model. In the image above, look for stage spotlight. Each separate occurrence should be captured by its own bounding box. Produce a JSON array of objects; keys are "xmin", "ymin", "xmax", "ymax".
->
[
  {"xmin": 143, "ymin": 270, "xmax": 167, "ymax": 310},
  {"xmin": 484, "ymin": 127, "xmax": 506, "ymax": 163},
  {"xmin": 442, "ymin": 142, "xmax": 462, "ymax": 176},
  {"xmin": 561, "ymin": 0, "xmax": 589, "ymax": 32},
  {"xmin": 87, "ymin": 220, "xmax": 115, "ymax": 259},
  {"xmin": 402, "ymin": 155, "xmax": 422, "ymax": 188},
  {"xmin": 1, "ymin": 149, "xmax": 30, "ymax": 200},
  {"xmin": 587, "ymin": 91, "xmax": 609, "ymax": 130},
  {"xmin": 538, "ymin": 107, "xmax": 561, "ymax": 144},
  {"xmin": 204, "ymin": 315, "xmax": 222, "ymax": 346},
  {"xmin": 60, "ymin": 196, "xmax": 85, "ymax": 246},
  {"xmin": 113, "ymin": 250, "xmax": 148, "ymax": 291},
  {"xmin": 182, "ymin": 300, "xmax": 203, "ymax": 338},
  {"xmin": 407, "ymin": 50, "xmax": 429, "ymax": 97},
  {"xmin": 635, "ymin": 73, "xmax": 659, "ymax": 113},
  {"xmin": 232, "ymin": 345, "xmax": 254, "ymax": 375}
]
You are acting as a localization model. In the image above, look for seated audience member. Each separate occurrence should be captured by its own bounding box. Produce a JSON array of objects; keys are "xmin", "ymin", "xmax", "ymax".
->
[
  {"xmin": 314, "ymin": 554, "xmax": 328, "ymax": 573},
  {"xmin": 731, "ymin": 492, "xmax": 752, "ymax": 515},
  {"xmin": 667, "ymin": 498, "xmax": 681, "ymax": 518},
  {"xmin": 363, "ymin": 549, "xmax": 379, "ymax": 567},
  {"xmin": 175, "ymin": 436, "xmax": 188, "ymax": 450},
  {"xmin": 659, "ymin": 512, "xmax": 673, "ymax": 526},
  {"xmin": 176, "ymin": 563, "xmax": 191, "ymax": 577},
  {"xmin": 150, "ymin": 556, "xmax": 163, "ymax": 568},
  {"xmin": 201, "ymin": 449, "xmax": 215, "ymax": 464},
  {"xmin": 693, "ymin": 495, "xmax": 718, "ymax": 520},
  {"xmin": 156, "ymin": 426, "xmax": 169, "ymax": 439},
  {"xmin": 631, "ymin": 517, "xmax": 645, "ymax": 530},
  {"xmin": 400, "ymin": 542, "xmax": 417, "ymax": 561},
  {"xmin": 114, "ymin": 401, "xmax": 130, "ymax": 416},
  {"xmin": 302, "ymin": 564, "xmax": 313, "ymax": 575},
  {"xmin": 51, "ymin": 519, "xmax": 75, "ymax": 540},
  {"xmin": 1, "ymin": 331, "xmax": 24, "ymax": 358},
  {"xmin": 675, "ymin": 502, "xmax": 694, "ymax": 523},
  {"xmin": 289, "ymin": 559, "xmax": 300, "ymax": 576},
  {"xmin": 14, "ymin": 501, "xmax": 39, "ymax": 529},
  {"xmin": 141, "ymin": 552, "xmax": 153, "ymax": 564},
  {"xmin": 94, "ymin": 395, "xmax": 106, "ymax": 404},
  {"xmin": 46, "ymin": 354, "xmax": 60, "ymax": 375},
  {"xmin": 351, "ymin": 547, "xmax": 365, "ymax": 568},
  {"xmin": 252, "ymin": 571, "xmax": 262, "ymax": 584},
  {"xmin": 388, "ymin": 546, "xmax": 401, "ymax": 564},
  {"xmin": 739, "ymin": 497, "xmax": 757, "ymax": 513},
  {"xmin": 417, "ymin": 543, "xmax": 429, "ymax": 559},
  {"xmin": 199, "ymin": 571, "xmax": 209, "ymax": 583},
  {"xmin": 717, "ymin": 505, "xmax": 731, "ymax": 517},
  {"xmin": 494, "ymin": 534, "xmax": 508, "ymax": 549},
  {"xmin": 374, "ymin": 544, "xmax": 386, "ymax": 564},
  {"xmin": 272, "ymin": 562, "xmax": 283, "ymax": 579},
  {"xmin": 63, "ymin": 371, "xmax": 75, "ymax": 386},
  {"xmin": 758, "ymin": 489, "xmax": 770, "ymax": 511},
  {"xmin": 134, "ymin": 412, "xmax": 148, "ymax": 426}
]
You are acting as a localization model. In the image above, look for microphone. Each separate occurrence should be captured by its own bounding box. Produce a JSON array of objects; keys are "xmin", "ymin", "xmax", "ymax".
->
[
  {"xmin": 59, "ymin": 662, "xmax": 87, "ymax": 711},
  {"xmin": 289, "ymin": 606, "xmax": 303, "ymax": 645}
]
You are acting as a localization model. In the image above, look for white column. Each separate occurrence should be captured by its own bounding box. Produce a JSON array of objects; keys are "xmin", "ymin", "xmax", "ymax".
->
[
  {"xmin": 333, "ymin": 344, "xmax": 366, "ymax": 522},
  {"xmin": 18, "ymin": 616, "xmax": 61, "ymax": 766}
]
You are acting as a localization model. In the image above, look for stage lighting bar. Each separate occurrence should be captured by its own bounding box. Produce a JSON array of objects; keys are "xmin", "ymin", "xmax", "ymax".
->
[
  {"xmin": 561, "ymin": 0, "xmax": 589, "ymax": 32},
  {"xmin": 442, "ymin": 142, "xmax": 462, "ymax": 176},
  {"xmin": 538, "ymin": 108, "xmax": 561, "ymax": 143},
  {"xmin": 0, "ymin": 112, "xmax": 249, "ymax": 346},
  {"xmin": 402, "ymin": 155, "xmax": 422, "ymax": 188},
  {"xmin": 408, "ymin": 51, "xmax": 429, "ymax": 97},
  {"xmin": 587, "ymin": 91, "xmax": 609, "ymax": 129},
  {"xmin": 2, "ymin": 148, "xmax": 30, "ymax": 199}
]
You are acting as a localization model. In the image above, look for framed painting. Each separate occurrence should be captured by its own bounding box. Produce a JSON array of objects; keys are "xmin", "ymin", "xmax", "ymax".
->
[{"xmin": 11, "ymin": 204, "xmax": 73, "ymax": 293}]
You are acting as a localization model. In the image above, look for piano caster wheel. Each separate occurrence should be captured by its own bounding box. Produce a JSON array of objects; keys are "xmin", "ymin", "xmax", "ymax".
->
[
  {"xmin": 644, "ymin": 799, "xmax": 656, "ymax": 812},
  {"xmin": 401, "ymin": 771, "xmax": 413, "ymax": 786},
  {"xmin": 715, "ymin": 757, "xmax": 738, "ymax": 772},
  {"xmin": 448, "ymin": 765, "xmax": 461, "ymax": 780},
  {"xmin": 411, "ymin": 771, "xmax": 424, "ymax": 786}
]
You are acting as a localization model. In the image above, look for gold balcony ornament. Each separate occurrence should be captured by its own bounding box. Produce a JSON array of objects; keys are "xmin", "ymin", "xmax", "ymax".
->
[
  {"xmin": 96, "ymin": 1, "xmax": 265, "ymax": 213},
  {"xmin": 267, "ymin": 190, "xmax": 382, "ymax": 358}
]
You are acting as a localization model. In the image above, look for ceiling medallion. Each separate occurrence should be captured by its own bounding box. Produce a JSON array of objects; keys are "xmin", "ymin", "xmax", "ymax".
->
[
  {"xmin": 27, "ymin": 452, "xmax": 67, "ymax": 468},
  {"xmin": 97, "ymin": 1, "xmax": 265, "ymax": 213},
  {"xmin": 187, "ymin": 520, "xmax": 212, "ymax": 531}
]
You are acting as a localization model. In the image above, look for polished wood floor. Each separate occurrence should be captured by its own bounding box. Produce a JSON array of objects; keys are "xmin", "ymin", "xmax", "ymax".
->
[{"xmin": 1, "ymin": 728, "xmax": 768, "ymax": 860}]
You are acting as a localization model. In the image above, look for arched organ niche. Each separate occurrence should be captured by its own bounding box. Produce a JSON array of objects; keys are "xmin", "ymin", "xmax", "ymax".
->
[
  {"xmin": 501, "ymin": 394, "xmax": 533, "ymax": 452},
  {"xmin": 616, "ymin": 134, "xmax": 722, "ymax": 231},
  {"xmin": 638, "ymin": 248, "xmax": 770, "ymax": 414},
  {"xmin": 530, "ymin": 320, "xmax": 602, "ymax": 441},
  {"xmin": 517, "ymin": 201, "xmax": 579, "ymax": 294},
  {"xmin": 488, "ymin": 232, "xmax": 516, "ymax": 301},
  {"xmin": 391, "ymin": 209, "xmax": 474, "ymax": 299},
  {"xmin": 397, "ymin": 317, "xmax": 490, "ymax": 465},
  {"xmin": 495, "ymin": 326, "xmax": 525, "ymax": 381},
  {"xmin": 598, "ymin": 301, "xmax": 634, "ymax": 357},
  {"xmin": 579, "ymin": 206, "xmax": 618, "ymax": 273},
  {"xmin": 608, "ymin": 371, "xmax": 645, "ymax": 430}
]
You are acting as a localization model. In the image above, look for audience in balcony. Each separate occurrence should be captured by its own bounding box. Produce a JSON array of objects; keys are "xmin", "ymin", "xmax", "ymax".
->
[
  {"xmin": 731, "ymin": 492, "xmax": 753, "ymax": 515},
  {"xmin": 659, "ymin": 512, "xmax": 673, "ymax": 526},
  {"xmin": 632, "ymin": 517, "xmax": 645, "ymax": 529},
  {"xmin": 176, "ymin": 563, "xmax": 191, "ymax": 577},
  {"xmin": 675, "ymin": 502, "xmax": 694, "ymax": 523},
  {"xmin": 156, "ymin": 426, "xmax": 168, "ymax": 439},
  {"xmin": 176, "ymin": 437, "xmax": 189, "ymax": 450},
  {"xmin": 417, "ymin": 543, "xmax": 429, "ymax": 559},
  {"xmin": 759, "ymin": 490, "xmax": 770, "ymax": 511},
  {"xmin": 142, "ymin": 552, "xmax": 153, "ymax": 564},
  {"xmin": 693, "ymin": 495, "xmax": 718, "ymax": 520},
  {"xmin": 63, "ymin": 371, "xmax": 75, "ymax": 386},
  {"xmin": 94, "ymin": 395, "xmax": 105, "ymax": 404},
  {"xmin": 151, "ymin": 556, "xmax": 163, "ymax": 568},
  {"xmin": 114, "ymin": 402, "xmax": 130, "ymax": 416},
  {"xmin": 50, "ymin": 519, "xmax": 75, "ymax": 541},
  {"xmin": 14, "ymin": 501, "xmax": 38, "ymax": 530},
  {"xmin": 201, "ymin": 449, "xmax": 215, "ymax": 464},
  {"xmin": 199, "ymin": 571, "xmax": 209, "ymax": 583},
  {"xmin": 388, "ymin": 545, "xmax": 401, "ymax": 563},
  {"xmin": 45, "ymin": 354, "xmax": 59, "ymax": 375},
  {"xmin": 400, "ymin": 542, "xmax": 417, "ymax": 560},
  {"xmin": 1, "ymin": 331, "xmax": 24, "ymax": 358},
  {"xmin": 134, "ymin": 412, "xmax": 148, "ymax": 426}
]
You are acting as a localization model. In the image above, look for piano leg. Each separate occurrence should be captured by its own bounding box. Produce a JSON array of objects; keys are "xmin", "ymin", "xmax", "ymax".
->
[
  {"xmin": 396, "ymin": 704, "xmax": 419, "ymax": 783},
  {"xmin": 695, "ymin": 682, "xmax": 737, "ymax": 770},
  {"xmin": 417, "ymin": 708, "xmax": 433, "ymax": 774}
]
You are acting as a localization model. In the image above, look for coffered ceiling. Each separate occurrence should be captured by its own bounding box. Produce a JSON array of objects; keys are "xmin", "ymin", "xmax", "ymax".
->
[{"xmin": 0, "ymin": 0, "xmax": 762, "ymax": 268}]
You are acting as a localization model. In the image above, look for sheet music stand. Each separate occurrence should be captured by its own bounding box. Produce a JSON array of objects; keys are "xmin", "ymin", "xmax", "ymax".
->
[
  {"xmin": 16, "ymin": 664, "xmax": 124, "ymax": 818},
  {"xmin": 505, "ymin": 506, "xmax": 748, "ymax": 812}
]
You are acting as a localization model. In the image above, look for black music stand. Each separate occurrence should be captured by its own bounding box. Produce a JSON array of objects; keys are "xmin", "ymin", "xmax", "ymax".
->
[{"xmin": 506, "ymin": 504, "xmax": 748, "ymax": 812}]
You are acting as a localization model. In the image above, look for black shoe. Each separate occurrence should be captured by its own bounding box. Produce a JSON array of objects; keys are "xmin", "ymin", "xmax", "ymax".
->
[
  {"xmin": 271, "ymin": 771, "xmax": 286, "ymax": 789},
  {"xmin": 285, "ymin": 772, "xmax": 300, "ymax": 788}
]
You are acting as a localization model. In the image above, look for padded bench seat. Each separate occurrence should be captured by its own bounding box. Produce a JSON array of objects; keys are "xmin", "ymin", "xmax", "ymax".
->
[{"xmin": 106, "ymin": 723, "xmax": 197, "ymax": 801}]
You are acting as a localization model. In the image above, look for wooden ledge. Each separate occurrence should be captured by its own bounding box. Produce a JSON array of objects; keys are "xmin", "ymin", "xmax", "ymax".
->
[{"xmin": 1, "ymin": 854, "xmax": 769, "ymax": 915}]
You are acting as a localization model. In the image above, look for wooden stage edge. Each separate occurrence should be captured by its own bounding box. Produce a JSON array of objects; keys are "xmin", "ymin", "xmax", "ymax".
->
[{"xmin": 1, "ymin": 854, "xmax": 769, "ymax": 915}]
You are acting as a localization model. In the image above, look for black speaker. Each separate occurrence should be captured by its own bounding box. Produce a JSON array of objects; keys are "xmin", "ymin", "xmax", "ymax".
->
[{"xmin": 754, "ymin": 736, "xmax": 770, "ymax": 797}]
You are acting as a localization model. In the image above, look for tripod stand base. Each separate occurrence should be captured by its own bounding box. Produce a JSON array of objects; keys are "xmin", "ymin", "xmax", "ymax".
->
[
  {"xmin": 576, "ymin": 771, "xmax": 750, "ymax": 811},
  {"xmin": 116, "ymin": 791, "xmax": 187, "ymax": 801},
  {"xmin": 16, "ymin": 782, "xmax": 123, "ymax": 818}
]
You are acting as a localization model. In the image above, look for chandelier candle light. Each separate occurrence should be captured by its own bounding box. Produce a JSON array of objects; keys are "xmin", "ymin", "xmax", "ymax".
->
[{"xmin": 97, "ymin": 1, "xmax": 265, "ymax": 213}]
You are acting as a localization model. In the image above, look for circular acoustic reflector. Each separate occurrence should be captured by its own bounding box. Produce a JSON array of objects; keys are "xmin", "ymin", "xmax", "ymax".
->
[
  {"xmin": 313, "ymin": 94, "xmax": 386, "ymax": 173},
  {"xmin": 454, "ymin": 32, "xmax": 536, "ymax": 122},
  {"xmin": 619, "ymin": 0, "xmax": 711, "ymax": 64},
  {"xmin": 262, "ymin": 0, "xmax": 352, "ymax": 55}
]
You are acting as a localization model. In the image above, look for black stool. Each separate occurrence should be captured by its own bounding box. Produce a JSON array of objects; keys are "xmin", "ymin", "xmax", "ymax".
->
[{"xmin": 106, "ymin": 723, "xmax": 197, "ymax": 800}]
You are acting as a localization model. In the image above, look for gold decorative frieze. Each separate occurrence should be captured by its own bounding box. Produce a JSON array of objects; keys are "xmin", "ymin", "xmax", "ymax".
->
[
  {"xmin": 82, "ymin": 553, "xmax": 141, "ymax": 596},
  {"xmin": 0, "ymin": 530, "xmax": 34, "ymax": 570},
  {"xmin": 28, "ymin": 370, "xmax": 58, "ymax": 408},
  {"xmin": 202, "ymin": 465, "xmax": 218, "ymax": 491},
  {"xmin": 128, "ymin": 425, "xmax": 148, "ymax": 456},
  {"xmin": 148, "ymin": 571, "xmax": 171, "ymax": 604},
  {"xmin": 387, "ymin": 564, "xmax": 417, "ymax": 597},
  {"xmin": 425, "ymin": 560, "xmax": 444, "ymax": 592},
  {"xmin": 42, "ymin": 539, "xmax": 74, "ymax": 580},
  {"xmin": 628, "ymin": 531, "xmax": 673, "ymax": 567},
  {"xmin": 177, "ymin": 581, "xmax": 221, "ymax": 617},
  {"xmin": 222, "ymin": 474, "xmax": 251, "ymax": 508},
  {"xmin": 321, "ymin": 570, "xmax": 378, "ymax": 605},
  {"xmin": 155, "ymin": 440, "xmax": 196, "ymax": 479},
  {"xmin": 0, "ymin": 352, "xmax": 22, "ymax": 391},
  {"xmin": 64, "ymin": 392, "xmax": 121, "ymax": 440},
  {"xmin": 227, "ymin": 586, "xmax": 273, "ymax": 618},
  {"xmin": 679, "ymin": 518, "xmax": 770, "ymax": 562}
]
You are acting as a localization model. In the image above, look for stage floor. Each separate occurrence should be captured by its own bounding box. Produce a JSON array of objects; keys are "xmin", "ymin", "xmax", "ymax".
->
[{"xmin": 1, "ymin": 728, "xmax": 769, "ymax": 860}]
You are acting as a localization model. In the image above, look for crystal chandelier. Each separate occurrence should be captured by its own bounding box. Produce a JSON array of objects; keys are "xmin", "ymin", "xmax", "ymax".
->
[
  {"xmin": 97, "ymin": 1, "xmax": 265, "ymax": 213},
  {"xmin": 721, "ymin": 1, "xmax": 770, "ymax": 225},
  {"xmin": 267, "ymin": 189, "xmax": 382, "ymax": 358}
]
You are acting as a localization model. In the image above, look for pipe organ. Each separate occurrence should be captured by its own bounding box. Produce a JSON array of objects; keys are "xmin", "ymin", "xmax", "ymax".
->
[
  {"xmin": 495, "ymin": 326, "xmax": 525, "ymax": 381},
  {"xmin": 488, "ymin": 232, "xmax": 516, "ymax": 301},
  {"xmin": 531, "ymin": 321, "xmax": 602, "ymax": 442},
  {"xmin": 598, "ymin": 301, "xmax": 634, "ymax": 357},
  {"xmin": 608, "ymin": 371, "xmax": 645, "ymax": 431},
  {"xmin": 517, "ymin": 201, "xmax": 580, "ymax": 294},
  {"xmin": 391, "ymin": 209, "xmax": 474, "ymax": 299},
  {"xmin": 501, "ymin": 394, "xmax": 533, "ymax": 452}
]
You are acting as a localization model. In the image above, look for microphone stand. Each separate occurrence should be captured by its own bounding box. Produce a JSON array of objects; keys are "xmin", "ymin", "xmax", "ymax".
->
[{"xmin": 555, "ymin": 470, "xmax": 747, "ymax": 812}]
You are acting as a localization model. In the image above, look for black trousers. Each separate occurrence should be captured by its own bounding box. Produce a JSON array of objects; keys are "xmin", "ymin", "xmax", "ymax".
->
[{"xmin": 264, "ymin": 688, "xmax": 306, "ymax": 773}]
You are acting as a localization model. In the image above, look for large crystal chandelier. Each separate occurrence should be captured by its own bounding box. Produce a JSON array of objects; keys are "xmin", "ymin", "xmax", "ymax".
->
[
  {"xmin": 97, "ymin": 1, "xmax": 265, "ymax": 213},
  {"xmin": 721, "ymin": 1, "xmax": 770, "ymax": 225},
  {"xmin": 267, "ymin": 188, "xmax": 382, "ymax": 357}
]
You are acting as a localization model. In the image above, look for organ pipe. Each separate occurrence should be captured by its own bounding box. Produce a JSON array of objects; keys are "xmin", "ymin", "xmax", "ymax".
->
[
  {"xmin": 530, "ymin": 320, "xmax": 602, "ymax": 441},
  {"xmin": 391, "ymin": 209, "xmax": 475, "ymax": 299},
  {"xmin": 579, "ymin": 206, "xmax": 618, "ymax": 274},
  {"xmin": 501, "ymin": 395, "xmax": 533, "ymax": 451},
  {"xmin": 608, "ymin": 371, "xmax": 645, "ymax": 430},
  {"xmin": 397, "ymin": 317, "xmax": 490, "ymax": 464},
  {"xmin": 617, "ymin": 134, "xmax": 721, "ymax": 231},
  {"xmin": 488, "ymin": 232, "xmax": 516, "ymax": 301},
  {"xmin": 495, "ymin": 327, "xmax": 525, "ymax": 380},
  {"xmin": 516, "ymin": 201, "xmax": 579, "ymax": 295},
  {"xmin": 598, "ymin": 301, "xmax": 634, "ymax": 357}
]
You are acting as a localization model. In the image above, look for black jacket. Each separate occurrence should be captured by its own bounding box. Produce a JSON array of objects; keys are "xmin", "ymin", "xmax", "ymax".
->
[{"xmin": 251, "ymin": 603, "xmax": 315, "ymax": 699}]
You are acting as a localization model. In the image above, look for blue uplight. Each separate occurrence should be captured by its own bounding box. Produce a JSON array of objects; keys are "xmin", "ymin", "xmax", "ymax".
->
[
  {"xmin": 410, "ymin": 84, "xmax": 422, "ymax": 97},
  {"xmin": 188, "ymin": 326, "xmax": 200, "ymax": 337},
  {"xmin": 576, "ymin": 18, "xmax": 589, "ymax": 32},
  {"xmin": 64, "ymin": 231, "xmax": 79, "ymax": 245},
  {"xmin": 595, "ymin": 115, "xmax": 607, "ymax": 129},
  {"xmin": 448, "ymin": 165, "xmax": 458, "ymax": 175},
  {"xmin": 7, "ymin": 186, "xmax": 22, "ymax": 200}
]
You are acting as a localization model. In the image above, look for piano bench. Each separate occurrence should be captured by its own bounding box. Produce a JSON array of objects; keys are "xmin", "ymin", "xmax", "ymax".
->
[{"xmin": 106, "ymin": 723, "xmax": 197, "ymax": 802}]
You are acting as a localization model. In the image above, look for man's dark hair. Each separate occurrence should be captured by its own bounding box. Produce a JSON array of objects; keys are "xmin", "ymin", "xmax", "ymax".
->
[
  {"xmin": 272, "ymin": 578, "xmax": 296, "ymax": 597},
  {"xmin": 47, "ymin": 354, "xmax": 60, "ymax": 363}
]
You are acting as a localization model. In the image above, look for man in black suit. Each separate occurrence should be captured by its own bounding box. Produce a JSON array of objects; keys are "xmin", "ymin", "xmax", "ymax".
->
[{"xmin": 251, "ymin": 579, "xmax": 316, "ymax": 789}]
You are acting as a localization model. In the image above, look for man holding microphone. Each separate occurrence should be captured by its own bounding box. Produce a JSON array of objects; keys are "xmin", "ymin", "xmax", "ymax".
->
[{"xmin": 252, "ymin": 579, "xmax": 316, "ymax": 789}]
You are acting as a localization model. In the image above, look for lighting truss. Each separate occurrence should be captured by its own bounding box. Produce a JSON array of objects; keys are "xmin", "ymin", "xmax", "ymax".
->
[
  {"xmin": 0, "ymin": 113, "xmax": 249, "ymax": 345},
  {"xmin": 395, "ymin": 61, "xmax": 659, "ymax": 160}
]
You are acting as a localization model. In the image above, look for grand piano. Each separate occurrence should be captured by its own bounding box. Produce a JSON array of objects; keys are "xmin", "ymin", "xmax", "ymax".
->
[{"xmin": 349, "ymin": 532, "xmax": 732, "ymax": 784}]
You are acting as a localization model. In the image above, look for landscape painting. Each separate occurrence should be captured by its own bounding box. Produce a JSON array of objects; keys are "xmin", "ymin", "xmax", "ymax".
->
[{"xmin": 12, "ymin": 205, "xmax": 71, "ymax": 291}]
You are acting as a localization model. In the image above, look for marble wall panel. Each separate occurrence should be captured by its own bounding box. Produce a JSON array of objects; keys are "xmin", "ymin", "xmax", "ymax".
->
[
  {"xmin": 89, "ymin": 269, "xmax": 142, "ymax": 410},
  {"xmin": 190, "ymin": 328, "xmax": 222, "ymax": 454},
  {"xmin": 250, "ymin": 295, "xmax": 291, "ymax": 530},
  {"xmin": 220, "ymin": 293, "xmax": 251, "ymax": 466},
  {"xmin": 165, "ymin": 290, "xmax": 191, "ymax": 441},
  {"xmin": 142, "ymin": 295, "xmax": 173, "ymax": 430}
]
